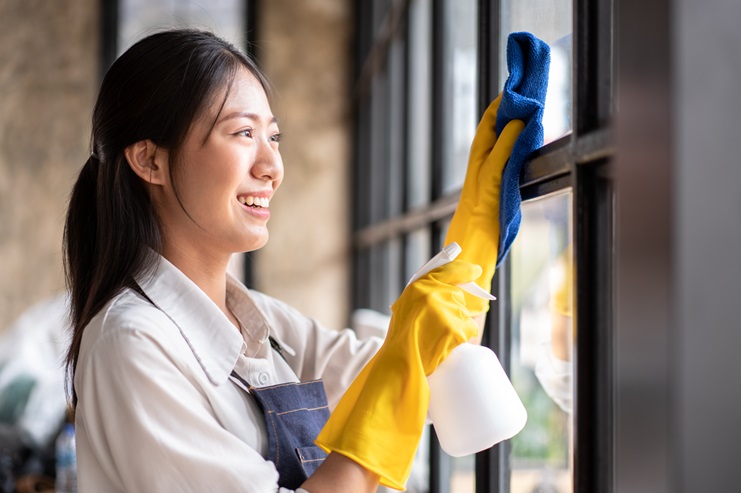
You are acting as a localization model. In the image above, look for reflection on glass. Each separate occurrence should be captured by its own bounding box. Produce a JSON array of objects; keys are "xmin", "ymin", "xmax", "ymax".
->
[
  {"xmin": 509, "ymin": 191, "xmax": 574, "ymax": 493},
  {"xmin": 441, "ymin": 0, "xmax": 478, "ymax": 194},
  {"xmin": 500, "ymin": 0, "xmax": 573, "ymax": 144},
  {"xmin": 119, "ymin": 0, "xmax": 246, "ymax": 54}
]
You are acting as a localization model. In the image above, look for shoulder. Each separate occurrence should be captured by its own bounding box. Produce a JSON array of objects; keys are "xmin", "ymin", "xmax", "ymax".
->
[
  {"xmin": 95, "ymin": 289, "xmax": 174, "ymax": 337},
  {"xmin": 77, "ymin": 288, "xmax": 185, "ymax": 369}
]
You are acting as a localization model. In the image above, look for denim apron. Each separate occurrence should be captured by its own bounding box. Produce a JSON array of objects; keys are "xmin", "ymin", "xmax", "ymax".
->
[{"xmin": 230, "ymin": 338, "xmax": 330, "ymax": 490}]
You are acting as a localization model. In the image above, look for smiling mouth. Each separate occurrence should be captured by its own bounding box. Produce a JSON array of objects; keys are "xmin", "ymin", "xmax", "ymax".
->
[{"xmin": 238, "ymin": 195, "xmax": 269, "ymax": 208}]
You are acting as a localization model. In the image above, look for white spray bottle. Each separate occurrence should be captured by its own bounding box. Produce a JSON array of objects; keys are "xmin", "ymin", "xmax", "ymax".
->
[{"xmin": 408, "ymin": 242, "xmax": 528, "ymax": 457}]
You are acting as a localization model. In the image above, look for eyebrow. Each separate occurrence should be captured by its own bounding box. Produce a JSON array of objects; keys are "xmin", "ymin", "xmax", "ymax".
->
[{"xmin": 218, "ymin": 111, "xmax": 279, "ymax": 125}]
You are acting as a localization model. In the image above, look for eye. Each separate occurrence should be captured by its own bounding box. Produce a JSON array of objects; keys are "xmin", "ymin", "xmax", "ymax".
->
[
  {"xmin": 270, "ymin": 133, "xmax": 282, "ymax": 143},
  {"xmin": 236, "ymin": 128, "xmax": 253, "ymax": 138}
]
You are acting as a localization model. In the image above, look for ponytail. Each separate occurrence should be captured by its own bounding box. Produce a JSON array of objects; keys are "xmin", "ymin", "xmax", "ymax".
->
[
  {"xmin": 63, "ymin": 153, "xmax": 160, "ymax": 406},
  {"xmin": 64, "ymin": 155, "xmax": 99, "ymax": 329}
]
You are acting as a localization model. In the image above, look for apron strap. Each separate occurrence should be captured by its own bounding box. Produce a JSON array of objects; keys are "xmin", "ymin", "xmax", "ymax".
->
[
  {"xmin": 229, "ymin": 370, "xmax": 253, "ymax": 394},
  {"xmin": 269, "ymin": 336, "xmax": 289, "ymax": 363}
]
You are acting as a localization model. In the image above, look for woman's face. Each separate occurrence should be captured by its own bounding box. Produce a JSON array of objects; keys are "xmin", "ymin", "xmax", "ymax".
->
[{"xmin": 158, "ymin": 67, "xmax": 283, "ymax": 258}]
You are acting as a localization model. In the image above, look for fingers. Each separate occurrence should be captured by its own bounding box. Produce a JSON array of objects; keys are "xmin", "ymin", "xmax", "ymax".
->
[
  {"xmin": 426, "ymin": 259, "xmax": 483, "ymax": 287},
  {"xmin": 469, "ymin": 94, "xmax": 503, "ymax": 162},
  {"xmin": 487, "ymin": 119, "xmax": 525, "ymax": 173},
  {"xmin": 458, "ymin": 317, "xmax": 480, "ymax": 343},
  {"xmin": 464, "ymin": 101, "xmax": 523, "ymax": 210},
  {"xmin": 480, "ymin": 118, "xmax": 525, "ymax": 181},
  {"xmin": 425, "ymin": 316, "xmax": 480, "ymax": 374}
]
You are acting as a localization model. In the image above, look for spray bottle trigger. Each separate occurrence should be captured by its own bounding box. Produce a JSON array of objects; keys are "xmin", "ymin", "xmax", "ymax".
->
[{"xmin": 407, "ymin": 242, "xmax": 496, "ymax": 301}]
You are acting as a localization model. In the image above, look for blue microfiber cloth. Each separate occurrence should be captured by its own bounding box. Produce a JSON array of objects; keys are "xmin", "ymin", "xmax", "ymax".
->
[{"xmin": 495, "ymin": 32, "xmax": 550, "ymax": 267}]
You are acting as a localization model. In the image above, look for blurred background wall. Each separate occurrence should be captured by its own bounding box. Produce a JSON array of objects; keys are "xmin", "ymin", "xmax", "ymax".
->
[
  {"xmin": 254, "ymin": 0, "xmax": 353, "ymax": 331},
  {"xmin": 0, "ymin": 0, "xmax": 99, "ymax": 332}
]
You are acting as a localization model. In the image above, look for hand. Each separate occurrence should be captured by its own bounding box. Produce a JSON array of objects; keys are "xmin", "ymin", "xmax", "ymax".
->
[
  {"xmin": 445, "ymin": 94, "xmax": 526, "ymax": 315},
  {"xmin": 315, "ymin": 259, "xmax": 481, "ymax": 490}
]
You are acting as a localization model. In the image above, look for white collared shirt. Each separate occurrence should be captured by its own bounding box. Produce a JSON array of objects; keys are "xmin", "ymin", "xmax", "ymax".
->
[{"xmin": 74, "ymin": 254, "xmax": 382, "ymax": 492}]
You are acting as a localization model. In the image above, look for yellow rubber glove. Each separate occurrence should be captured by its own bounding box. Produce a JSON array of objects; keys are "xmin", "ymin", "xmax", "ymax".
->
[
  {"xmin": 315, "ymin": 259, "xmax": 482, "ymax": 490},
  {"xmin": 445, "ymin": 94, "xmax": 526, "ymax": 315}
]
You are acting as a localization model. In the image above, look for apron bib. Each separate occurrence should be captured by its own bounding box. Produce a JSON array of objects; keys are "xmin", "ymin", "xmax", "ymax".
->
[{"xmin": 230, "ymin": 362, "xmax": 330, "ymax": 489}]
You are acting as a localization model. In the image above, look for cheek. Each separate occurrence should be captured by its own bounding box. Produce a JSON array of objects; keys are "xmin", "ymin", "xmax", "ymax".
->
[{"xmin": 186, "ymin": 150, "xmax": 241, "ymax": 191}]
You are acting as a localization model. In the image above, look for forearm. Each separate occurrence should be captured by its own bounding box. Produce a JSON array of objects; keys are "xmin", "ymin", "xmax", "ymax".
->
[{"xmin": 301, "ymin": 452, "xmax": 380, "ymax": 493}]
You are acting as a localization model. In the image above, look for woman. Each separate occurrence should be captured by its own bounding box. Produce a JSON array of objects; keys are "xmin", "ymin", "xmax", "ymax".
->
[{"xmin": 64, "ymin": 29, "xmax": 487, "ymax": 492}]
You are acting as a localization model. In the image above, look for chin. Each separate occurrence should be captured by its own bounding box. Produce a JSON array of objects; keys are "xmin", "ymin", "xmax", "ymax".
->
[{"xmin": 241, "ymin": 233, "xmax": 269, "ymax": 253}]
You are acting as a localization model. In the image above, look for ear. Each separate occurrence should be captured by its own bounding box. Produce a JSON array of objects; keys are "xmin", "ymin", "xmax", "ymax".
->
[{"xmin": 124, "ymin": 140, "xmax": 168, "ymax": 185}]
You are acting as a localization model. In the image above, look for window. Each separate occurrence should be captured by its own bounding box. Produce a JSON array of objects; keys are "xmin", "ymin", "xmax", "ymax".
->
[
  {"xmin": 500, "ymin": 0, "xmax": 573, "ymax": 144},
  {"xmin": 352, "ymin": 0, "xmax": 614, "ymax": 492},
  {"xmin": 117, "ymin": 0, "xmax": 246, "ymax": 54}
]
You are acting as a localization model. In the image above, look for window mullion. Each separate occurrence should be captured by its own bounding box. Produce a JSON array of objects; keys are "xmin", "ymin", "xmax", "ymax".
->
[
  {"xmin": 573, "ymin": 161, "xmax": 614, "ymax": 493},
  {"xmin": 573, "ymin": 0, "xmax": 613, "ymax": 135},
  {"xmin": 474, "ymin": 0, "xmax": 505, "ymax": 492}
]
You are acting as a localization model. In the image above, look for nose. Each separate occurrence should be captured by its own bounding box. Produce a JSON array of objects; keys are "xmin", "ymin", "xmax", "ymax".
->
[{"xmin": 252, "ymin": 136, "xmax": 283, "ymax": 186}]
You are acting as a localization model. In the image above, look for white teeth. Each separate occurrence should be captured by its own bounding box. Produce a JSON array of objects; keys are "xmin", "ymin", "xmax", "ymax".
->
[{"xmin": 239, "ymin": 195, "xmax": 269, "ymax": 208}]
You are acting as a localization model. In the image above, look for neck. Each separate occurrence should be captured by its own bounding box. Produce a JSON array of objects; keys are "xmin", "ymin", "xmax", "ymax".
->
[{"xmin": 161, "ymin": 242, "xmax": 238, "ymax": 327}]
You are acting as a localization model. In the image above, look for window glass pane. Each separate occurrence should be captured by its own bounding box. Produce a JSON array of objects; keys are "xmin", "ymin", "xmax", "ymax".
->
[
  {"xmin": 452, "ymin": 454, "xmax": 476, "ymax": 492},
  {"xmin": 388, "ymin": 34, "xmax": 406, "ymax": 217},
  {"xmin": 354, "ymin": 248, "xmax": 372, "ymax": 309},
  {"xmin": 368, "ymin": 238, "xmax": 404, "ymax": 315},
  {"xmin": 373, "ymin": 0, "xmax": 392, "ymax": 31},
  {"xmin": 404, "ymin": 228, "xmax": 432, "ymax": 282},
  {"xmin": 437, "ymin": 217, "xmax": 451, "ymax": 247},
  {"xmin": 386, "ymin": 237, "xmax": 404, "ymax": 309},
  {"xmin": 509, "ymin": 191, "xmax": 574, "ymax": 493},
  {"xmin": 368, "ymin": 242, "xmax": 386, "ymax": 314},
  {"xmin": 500, "ymin": 0, "xmax": 573, "ymax": 144},
  {"xmin": 119, "ymin": 0, "xmax": 245, "ymax": 53},
  {"xmin": 370, "ymin": 71, "xmax": 390, "ymax": 223},
  {"xmin": 441, "ymin": 0, "xmax": 478, "ymax": 194},
  {"xmin": 355, "ymin": 99, "xmax": 373, "ymax": 229},
  {"xmin": 407, "ymin": 0, "xmax": 432, "ymax": 209}
]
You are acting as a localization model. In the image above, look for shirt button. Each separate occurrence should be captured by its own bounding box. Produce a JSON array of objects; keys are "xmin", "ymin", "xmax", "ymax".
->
[{"xmin": 258, "ymin": 372, "xmax": 269, "ymax": 385}]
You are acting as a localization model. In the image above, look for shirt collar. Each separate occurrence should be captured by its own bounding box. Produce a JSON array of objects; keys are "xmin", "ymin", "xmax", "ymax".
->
[{"xmin": 134, "ymin": 253, "xmax": 247, "ymax": 385}]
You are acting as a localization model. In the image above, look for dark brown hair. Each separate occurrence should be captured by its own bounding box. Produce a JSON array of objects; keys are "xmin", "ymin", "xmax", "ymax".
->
[{"xmin": 63, "ymin": 29, "xmax": 270, "ymax": 404}]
